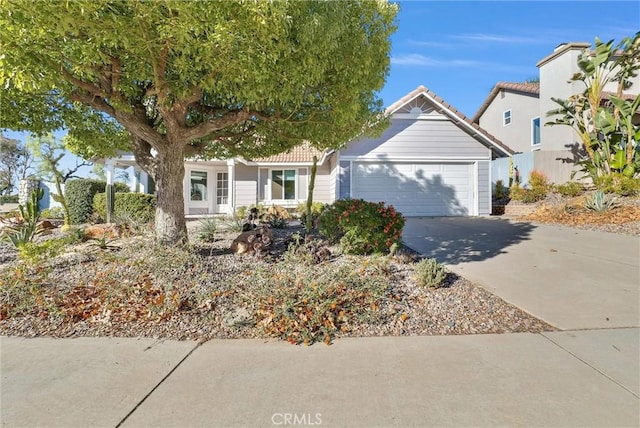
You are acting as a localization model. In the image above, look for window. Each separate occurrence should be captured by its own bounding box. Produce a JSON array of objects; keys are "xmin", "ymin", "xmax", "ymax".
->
[
  {"xmin": 531, "ymin": 117, "xmax": 541, "ymax": 147},
  {"xmin": 216, "ymin": 172, "xmax": 228, "ymax": 205},
  {"xmin": 503, "ymin": 110, "xmax": 512, "ymax": 126},
  {"xmin": 190, "ymin": 171, "xmax": 207, "ymax": 201},
  {"xmin": 271, "ymin": 169, "xmax": 296, "ymax": 200}
]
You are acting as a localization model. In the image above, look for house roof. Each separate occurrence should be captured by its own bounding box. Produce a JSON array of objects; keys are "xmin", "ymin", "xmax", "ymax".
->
[
  {"xmin": 471, "ymin": 81, "xmax": 540, "ymax": 123},
  {"xmin": 536, "ymin": 42, "xmax": 592, "ymax": 68},
  {"xmin": 387, "ymin": 85, "xmax": 514, "ymax": 156},
  {"xmin": 249, "ymin": 142, "xmax": 326, "ymax": 164}
]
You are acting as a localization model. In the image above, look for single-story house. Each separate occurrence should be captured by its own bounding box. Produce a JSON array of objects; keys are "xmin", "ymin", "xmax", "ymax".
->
[{"xmin": 109, "ymin": 86, "xmax": 513, "ymax": 217}]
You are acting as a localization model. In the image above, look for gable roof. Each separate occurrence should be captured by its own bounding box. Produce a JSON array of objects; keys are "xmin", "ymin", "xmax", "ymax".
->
[
  {"xmin": 471, "ymin": 81, "xmax": 540, "ymax": 123},
  {"xmin": 387, "ymin": 85, "xmax": 514, "ymax": 156}
]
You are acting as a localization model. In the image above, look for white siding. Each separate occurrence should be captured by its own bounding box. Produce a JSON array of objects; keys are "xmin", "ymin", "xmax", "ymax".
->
[
  {"xmin": 311, "ymin": 162, "xmax": 333, "ymax": 204},
  {"xmin": 341, "ymin": 118, "xmax": 492, "ymax": 160}
]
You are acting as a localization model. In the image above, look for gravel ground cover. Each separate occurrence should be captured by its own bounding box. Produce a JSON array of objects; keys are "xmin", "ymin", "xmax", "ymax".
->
[{"xmin": 0, "ymin": 221, "xmax": 555, "ymax": 344}]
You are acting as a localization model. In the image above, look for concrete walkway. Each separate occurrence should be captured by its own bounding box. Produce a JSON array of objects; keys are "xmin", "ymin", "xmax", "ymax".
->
[
  {"xmin": 2, "ymin": 331, "xmax": 638, "ymax": 427},
  {"xmin": 2, "ymin": 219, "xmax": 639, "ymax": 427},
  {"xmin": 402, "ymin": 217, "xmax": 640, "ymax": 330}
]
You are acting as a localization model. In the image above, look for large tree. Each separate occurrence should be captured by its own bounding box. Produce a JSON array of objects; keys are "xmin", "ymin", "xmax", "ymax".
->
[
  {"xmin": 0, "ymin": 0, "xmax": 397, "ymax": 244},
  {"xmin": 0, "ymin": 134, "xmax": 33, "ymax": 196}
]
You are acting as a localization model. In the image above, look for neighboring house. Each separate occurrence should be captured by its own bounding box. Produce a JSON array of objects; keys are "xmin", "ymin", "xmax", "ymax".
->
[
  {"xmin": 108, "ymin": 85, "xmax": 512, "ymax": 217},
  {"xmin": 473, "ymin": 42, "xmax": 640, "ymax": 183}
]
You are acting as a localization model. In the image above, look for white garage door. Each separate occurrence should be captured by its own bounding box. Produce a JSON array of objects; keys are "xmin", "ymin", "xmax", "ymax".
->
[{"xmin": 352, "ymin": 162, "xmax": 475, "ymax": 216}]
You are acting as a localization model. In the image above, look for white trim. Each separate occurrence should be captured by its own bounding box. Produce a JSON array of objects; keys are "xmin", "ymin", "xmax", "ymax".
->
[
  {"xmin": 339, "ymin": 155, "xmax": 491, "ymax": 162},
  {"xmin": 349, "ymin": 160, "xmax": 353, "ymax": 199},
  {"xmin": 488, "ymin": 159, "xmax": 492, "ymax": 215},
  {"xmin": 503, "ymin": 109, "xmax": 512, "ymax": 126},
  {"xmin": 266, "ymin": 168, "xmax": 299, "ymax": 202},
  {"xmin": 392, "ymin": 113, "xmax": 449, "ymax": 121},
  {"xmin": 473, "ymin": 161, "xmax": 479, "ymax": 216},
  {"xmin": 531, "ymin": 116, "xmax": 541, "ymax": 148}
]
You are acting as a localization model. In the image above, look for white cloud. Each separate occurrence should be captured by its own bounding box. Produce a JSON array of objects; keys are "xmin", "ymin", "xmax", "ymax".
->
[
  {"xmin": 450, "ymin": 33, "xmax": 547, "ymax": 44},
  {"xmin": 391, "ymin": 53, "xmax": 532, "ymax": 73}
]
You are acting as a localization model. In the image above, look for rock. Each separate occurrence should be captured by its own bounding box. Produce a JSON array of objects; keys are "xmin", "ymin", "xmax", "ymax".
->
[
  {"xmin": 38, "ymin": 220, "xmax": 56, "ymax": 230},
  {"xmin": 230, "ymin": 227, "xmax": 273, "ymax": 254},
  {"xmin": 84, "ymin": 224, "xmax": 120, "ymax": 239},
  {"xmin": 223, "ymin": 308, "xmax": 252, "ymax": 327}
]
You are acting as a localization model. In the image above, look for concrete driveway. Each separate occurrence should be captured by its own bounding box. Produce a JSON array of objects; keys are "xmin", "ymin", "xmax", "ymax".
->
[{"xmin": 402, "ymin": 217, "xmax": 640, "ymax": 330}]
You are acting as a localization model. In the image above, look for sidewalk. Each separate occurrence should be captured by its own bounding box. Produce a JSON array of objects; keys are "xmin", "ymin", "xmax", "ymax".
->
[{"xmin": 2, "ymin": 331, "xmax": 638, "ymax": 427}]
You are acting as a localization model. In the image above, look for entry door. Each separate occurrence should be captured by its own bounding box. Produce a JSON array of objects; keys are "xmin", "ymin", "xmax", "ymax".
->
[
  {"xmin": 214, "ymin": 170, "xmax": 229, "ymax": 214},
  {"xmin": 188, "ymin": 169, "xmax": 211, "ymax": 213}
]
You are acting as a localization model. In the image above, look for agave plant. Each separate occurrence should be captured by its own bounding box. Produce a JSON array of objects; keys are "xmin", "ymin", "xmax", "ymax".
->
[
  {"xmin": 584, "ymin": 190, "xmax": 618, "ymax": 212},
  {"xmin": 1, "ymin": 188, "xmax": 45, "ymax": 248}
]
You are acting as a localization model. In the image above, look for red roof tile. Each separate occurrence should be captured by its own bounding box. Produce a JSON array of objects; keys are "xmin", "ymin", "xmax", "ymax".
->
[{"xmin": 251, "ymin": 142, "xmax": 325, "ymax": 164}]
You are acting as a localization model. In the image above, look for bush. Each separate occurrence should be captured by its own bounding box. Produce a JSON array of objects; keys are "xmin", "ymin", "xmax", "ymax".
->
[
  {"xmin": 493, "ymin": 180, "xmax": 507, "ymax": 200},
  {"xmin": 594, "ymin": 174, "xmax": 640, "ymax": 196},
  {"xmin": 509, "ymin": 170, "xmax": 548, "ymax": 204},
  {"xmin": 93, "ymin": 192, "xmax": 156, "ymax": 224},
  {"xmin": 41, "ymin": 206, "xmax": 65, "ymax": 219},
  {"xmin": 318, "ymin": 199, "xmax": 405, "ymax": 255},
  {"xmin": 65, "ymin": 179, "xmax": 128, "ymax": 224},
  {"xmin": 297, "ymin": 201, "xmax": 325, "ymax": 225},
  {"xmin": 584, "ymin": 190, "xmax": 617, "ymax": 212},
  {"xmin": 414, "ymin": 258, "xmax": 447, "ymax": 288},
  {"xmin": 554, "ymin": 181, "xmax": 584, "ymax": 197},
  {"xmin": 17, "ymin": 239, "xmax": 65, "ymax": 263},
  {"xmin": 0, "ymin": 195, "xmax": 19, "ymax": 204}
]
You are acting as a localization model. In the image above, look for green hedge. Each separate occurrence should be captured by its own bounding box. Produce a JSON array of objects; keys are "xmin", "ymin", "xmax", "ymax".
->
[
  {"xmin": 65, "ymin": 179, "xmax": 129, "ymax": 224},
  {"xmin": 0, "ymin": 195, "xmax": 19, "ymax": 205},
  {"xmin": 93, "ymin": 192, "xmax": 156, "ymax": 223}
]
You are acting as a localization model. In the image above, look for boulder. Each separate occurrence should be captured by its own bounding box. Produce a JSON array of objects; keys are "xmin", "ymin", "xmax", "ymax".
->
[{"xmin": 230, "ymin": 227, "xmax": 273, "ymax": 255}]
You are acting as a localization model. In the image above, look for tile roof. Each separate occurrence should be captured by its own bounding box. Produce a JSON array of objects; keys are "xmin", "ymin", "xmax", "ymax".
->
[
  {"xmin": 388, "ymin": 85, "xmax": 514, "ymax": 156},
  {"xmin": 251, "ymin": 142, "xmax": 326, "ymax": 164},
  {"xmin": 471, "ymin": 81, "xmax": 540, "ymax": 123}
]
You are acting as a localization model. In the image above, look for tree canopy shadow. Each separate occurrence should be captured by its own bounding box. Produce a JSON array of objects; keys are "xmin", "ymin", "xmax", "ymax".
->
[{"xmin": 402, "ymin": 217, "xmax": 536, "ymax": 265}]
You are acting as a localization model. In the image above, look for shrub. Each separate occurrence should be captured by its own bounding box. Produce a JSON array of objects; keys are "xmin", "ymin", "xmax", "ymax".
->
[
  {"xmin": 318, "ymin": 199, "xmax": 405, "ymax": 255},
  {"xmin": 414, "ymin": 258, "xmax": 447, "ymax": 288},
  {"xmin": 41, "ymin": 206, "xmax": 65, "ymax": 219},
  {"xmin": 17, "ymin": 238, "xmax": 65, "ymax": 263},
  {"xmin": 493, "ymin": 180, "xmax": 507, "ymax": 200},
  {"xmin": 594, "ymin": 174, "xmax": 640, "ymax": 196},
  {"xmin": 66, "ymin": 180, "xmax": 104, "ymax": 224},
  {"xmin": 554, "ymin": 181, "xmax": 584, "ymax": 197},
  {"xmin": 1, "ymin": 188, "xmax": 44, "ymax": 248},
  {"xmin": 584, "ymin": 190, "xmax": 617, "ymax": 212},
  {"xmin": 93, "ymin": 192, "xmax": 156, "ymax": 224},
  {"xmin": 0, "ymin": 195, "xmax": 19, "ymax": 204},
  {"xmin": 297, "ymin": 201, "xmax": 325, "ymax": 225},
  {"xmin": 197, "ymin": 218, "xmax": 218, "ymax": 242}
]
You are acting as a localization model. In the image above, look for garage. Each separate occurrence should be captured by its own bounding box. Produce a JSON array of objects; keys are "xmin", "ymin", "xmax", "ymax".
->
[{"xmin": 351, "ymin": 161, "xmax": 475, "ymax": 216}]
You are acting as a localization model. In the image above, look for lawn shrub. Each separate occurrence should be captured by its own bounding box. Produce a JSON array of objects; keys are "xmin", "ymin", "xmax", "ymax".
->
[
  {"xmin": 554, "ymin": 181, "xmax": 584, "ymax": 197},
  {"xmin": 509, "ymin": 170, "xmax": 549, "ymax": 203},
  {"xmin": 594, "ymin": 174, "xmax": 640, "ymax": 196},
  {"xmin": 66, "ymin": 180, "xmax": 129, "ymax": 224},
  {"xmin": 17, "ymin": 239, "xmax": 66, "ymax": 263},
  {"xmin": 414, "ymin": 258, "xmax": 447, "ymax": 288},
  {"xmin": 93, "ymin": 192, "xmax": 156, "ymax": 224},
  {"xmin": 41, "ymin": 207, "xmax": 65, "ymax": 219},
  {"xmin": 318, "ymin": 199, "xmax": 405, "ymax": 255},
  {"xmin": 493, "ymin": 180, "xmax": 507, "ymax": 200}
]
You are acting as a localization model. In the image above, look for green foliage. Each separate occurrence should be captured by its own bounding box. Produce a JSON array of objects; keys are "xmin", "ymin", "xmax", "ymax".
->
[
  {"xmin": 236, "ymin": 206, "xmax": 248, "ymax": 219},
  {"xmin": 93, "ymin": 192, "xmax": 157, "ymax": 224},
  {"xmin": 41, "ymin": 207, "xmax": 65, "ymax": 219},
  {"xmin": 63, "ymin": 227, "xmax": 88, "ymax": 244},
  {"xmin": 584, "ymin": 190, "xmax": 618, "ymax": 212},
  {"xmin": 494, "ymin": 180, "xmax": 507, "ymax": 200},
  {"xmin": 89, "ymin": 235, "xmax": 118, "ymax": 251},
  {"xmin": 1, "ymin": 188, "xmax": 44, "ymax": 248},
  {"xmin": 509, "ymin": 171, "xmax": 549, "ymax": 203},
  {"xmin": 554, "ymin": 181, "xmax": 584, "ymax": 197},
  {"xmin": 297, "ymin": 201, "xmax": 325, "ymax": 225},
  {"xmin": 0, "ymin": 1, "xmax": 398, "ymax": 245},
  {"xmin": 252, "ymin": 259, "xmax": 388, "ymax": 345},
  {"xmin": 197, "ymin": 218, "xmax": 218, "ymax": 242},
  {"xmin": 65, "ymin": 179, "xmax": 109, "ymax": 224},
  {"xmin": 17, "ymin": 239, "xmax": 65, "ymax": 264},
  {"xmin": 547, "ymin": 33, "xmax": 640, "ymax": 180},
  {"xmin": 414, "ymin": 258, "xmax": 447, "ymax": 289},
  {"xmin": 318, "ymin": 199, "xmax": 405, "ymax": 255},
  {"xmin": 594, "ymin": 173, "xmax": 640, "ymax": 196},
  {"xmin": 0, "ymin": 195, "xmax": 19, "ymax": 204}
]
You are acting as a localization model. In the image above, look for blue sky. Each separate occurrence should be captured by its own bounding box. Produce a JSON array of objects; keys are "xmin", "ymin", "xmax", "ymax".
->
[
  {"xmin": 4, "ymin": 0, "xmax": 639, "ymax": 178},
  {"xmin": 379, "ymin": 0, "xmax": 639, "ymax": 116}
]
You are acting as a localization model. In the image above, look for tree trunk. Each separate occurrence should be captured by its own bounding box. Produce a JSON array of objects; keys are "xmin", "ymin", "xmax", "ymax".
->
[
  {"xmin": 305, "ymin": 155, "xmax": 318, "ymax": 233},
  {"xmin": 154, "ymin": 147, "xmax": 188, "ymax": 245}
]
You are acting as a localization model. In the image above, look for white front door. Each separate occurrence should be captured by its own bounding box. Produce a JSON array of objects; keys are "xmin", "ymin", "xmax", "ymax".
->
[
  {"xmin": 187, "ymin": 168, "xmax": 212, "ymax": 214},
  {"xmin": 214, "ymin": 170, "xmax": 230, "ymax": 214}
]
